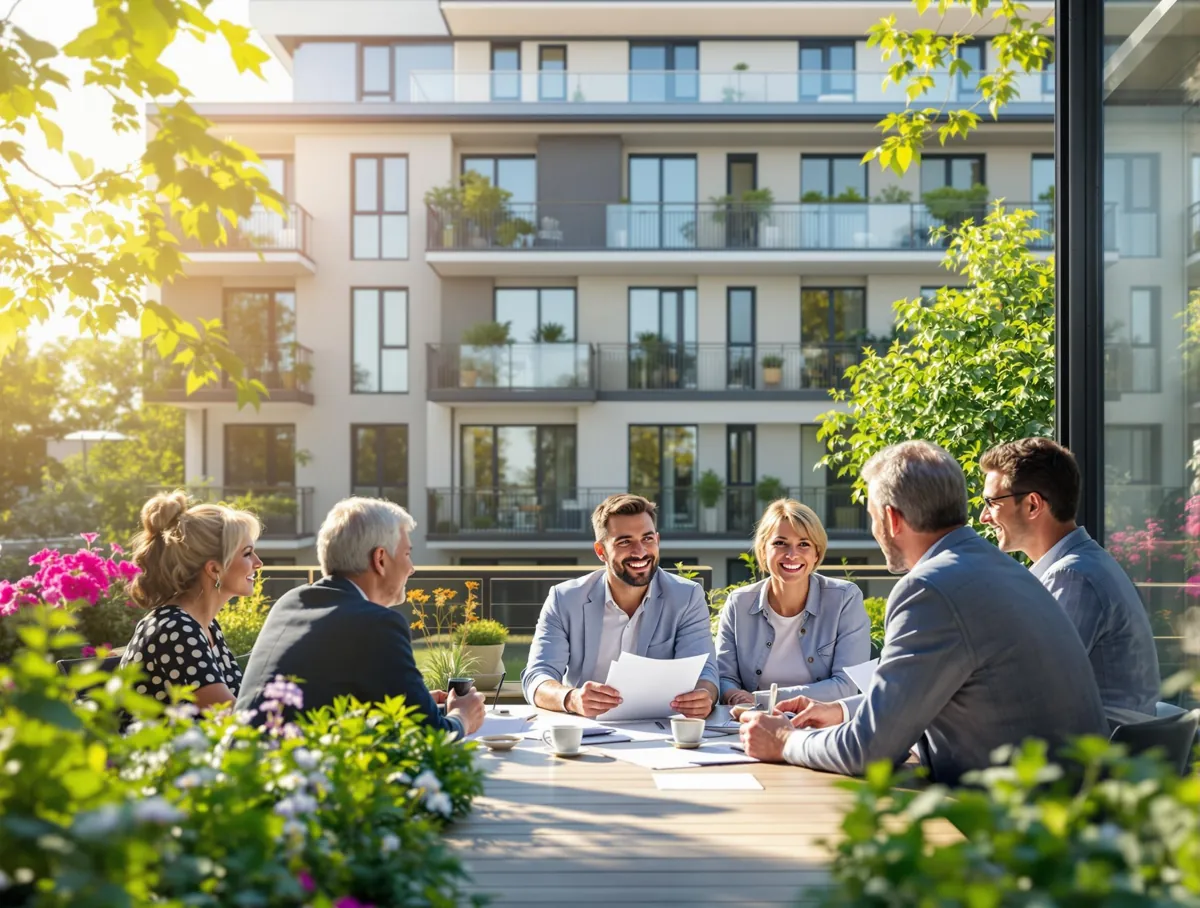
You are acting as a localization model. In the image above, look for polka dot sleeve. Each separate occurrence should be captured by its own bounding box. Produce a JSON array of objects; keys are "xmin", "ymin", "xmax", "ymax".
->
[{"xmin": 119, "ymin": 605, "xmax": 243, "ymax": 702}]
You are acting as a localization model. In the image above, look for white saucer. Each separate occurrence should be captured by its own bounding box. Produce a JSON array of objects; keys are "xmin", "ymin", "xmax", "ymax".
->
[
  {"xmin": 546, "ymin": 745, "xmax": 589, "ymax": 758},
  {"xmin": 670, "ymin": 741, "xmax": 702, "ymax": 750}
]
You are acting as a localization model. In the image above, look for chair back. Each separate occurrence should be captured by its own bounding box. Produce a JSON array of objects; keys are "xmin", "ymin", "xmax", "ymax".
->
[
  {"xmin": 55, "ymin": 653, "xmax": 124, "ymax": 677},
  {"xmin": 1110, "ymin": 709, "xmax": 1200, "ymax": 776}
]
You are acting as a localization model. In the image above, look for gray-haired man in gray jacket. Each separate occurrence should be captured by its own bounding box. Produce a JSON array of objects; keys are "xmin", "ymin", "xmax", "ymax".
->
[{"xmin": 740, "ymin": 441, "xmax": 1108, "ymax": 785}]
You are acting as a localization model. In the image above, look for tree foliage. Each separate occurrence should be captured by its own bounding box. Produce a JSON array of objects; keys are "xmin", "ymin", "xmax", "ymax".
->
[
  {"xmin": 866, "ymin": 0, "xmax": 1054, "ymax": 175},
  {"xmin": 817, "ymin": 205, "xmax": 1055, "ymax": 519},
  {"xmin": 0, "ymin": 0, "xmax": 279, "ymax": 402},
  {"xmin": 0, "ymin": 339, "xmax": 63, "ymax": 513}
]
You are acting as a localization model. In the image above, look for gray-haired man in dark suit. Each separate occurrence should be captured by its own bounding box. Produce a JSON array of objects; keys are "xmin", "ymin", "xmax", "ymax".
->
[{"xmin": 740, "ymin": 441, "xmax": 1108, "ymax": 785}]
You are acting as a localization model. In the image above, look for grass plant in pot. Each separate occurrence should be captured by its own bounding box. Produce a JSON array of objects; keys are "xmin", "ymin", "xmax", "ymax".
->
[
  {"xmin": 461, "ymin": 320, "xmax": 512, "ymax": 388},
  {"xmin": 756, "ymin": 475, "xmax": 786, "ymax": 507},
  {"xmin": 761, "ymin": 353, "xmax": 784, "ymax": 388},
  {"xmin": 455, "ymin": 618, "xmax": 510, "ymax": 691},
  {"xmin": 697, "ymin": 469, "xmax": 724, "ymax": 534}
]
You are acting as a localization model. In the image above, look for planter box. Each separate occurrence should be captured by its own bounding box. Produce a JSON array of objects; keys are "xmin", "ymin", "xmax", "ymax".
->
[{"xmin": 462, "ymin": 642, "xmax": 505, "ymax": 691}]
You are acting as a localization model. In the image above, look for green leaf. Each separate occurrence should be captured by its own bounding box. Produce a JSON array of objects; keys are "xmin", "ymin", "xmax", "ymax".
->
[{"xmin": 69, "ymin": 150, "xmax": 94, "ymax": 180}]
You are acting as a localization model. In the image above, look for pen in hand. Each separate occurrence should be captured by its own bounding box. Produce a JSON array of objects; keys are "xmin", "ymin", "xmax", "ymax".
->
[{"xmin": 767, "ymin": 682, "xmax": 778, "ymax": 715}]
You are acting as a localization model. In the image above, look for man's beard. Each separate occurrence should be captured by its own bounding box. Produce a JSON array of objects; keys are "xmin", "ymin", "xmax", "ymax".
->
[
  {"xmin": 879, "ymin": 528, "xmax": 909, "ymax": 574},
  {"xmin": 614, "ymin": 554, "xmax": 658, "ymax": 587}
]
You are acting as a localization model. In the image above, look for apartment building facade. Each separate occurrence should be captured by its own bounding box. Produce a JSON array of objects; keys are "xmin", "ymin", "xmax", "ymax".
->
[{"xmin": 149, "ymin": 0, "xmax": 1172, "ymax": 588}]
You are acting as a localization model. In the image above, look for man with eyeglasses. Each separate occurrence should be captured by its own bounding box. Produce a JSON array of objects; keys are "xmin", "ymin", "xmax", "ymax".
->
[{"xmin": 980, "ymin": 437, "xmax": 1160, "ymax": 722}]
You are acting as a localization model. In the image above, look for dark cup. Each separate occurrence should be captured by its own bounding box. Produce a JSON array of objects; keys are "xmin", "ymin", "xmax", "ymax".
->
[{"xmin": 447, "ymin": 677, "xmax": 474, "ymax": 697}]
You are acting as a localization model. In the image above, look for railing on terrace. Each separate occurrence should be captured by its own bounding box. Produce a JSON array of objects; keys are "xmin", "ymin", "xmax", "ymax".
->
[
  {"xmin": 425, "ymin": 485, "xmax": 868, "ymax": 539},
  {"xmin": 427, "ymin": 201, "xmax": 1068, "ymax": 253},
  {"xmin": 144, "ymin": 342, "xmax": 314, "ymax": 398},
  {"xmin": 427, "ymin": 343, "xmax": 595, "ymax": 393},
  {"xmin": 596, "ymin": 341, "xmax": 884, "ymax": 393},
  {"xmin": 161, "ymin": 486, "xmax": 316, "ymax": 539},
  {"xmin": 408, "ymin": 69, "xmax": 1055, "ymax": 106},
  {"xmin": 173, "ymin": 203, "xmax": 313, "ymax": 257}
]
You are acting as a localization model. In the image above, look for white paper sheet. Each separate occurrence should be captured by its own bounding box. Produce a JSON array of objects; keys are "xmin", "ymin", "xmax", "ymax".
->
[
  {"xmin": 653, "ymin": 772, "xmax": 763, "ymax": 791},
  {"xmin": 465, "ymin": 714, "xmax": 535, "ymax": 740},
  {"xmin": 596, "ymin": 652, "xmax": 710, "ymax": 722},
  {"xmin": 594, "ymin": 740, "xmax": 759, "ymax": 770},
  {"xmin": 844, "ymin": 658, "xmax": 879, "ymax": 694},
  {"xmin": 522, "ymin": 715, "xmax": 618, "ymax": 740}
]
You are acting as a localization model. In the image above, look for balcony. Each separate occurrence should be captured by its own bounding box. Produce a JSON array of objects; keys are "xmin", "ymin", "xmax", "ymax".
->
[
  {"xmin": 425, "ymin": 200, "xmax": 1070, "ymax": 277},
  {"xmin": 406, "ymin": 69, "xmax": 1054, "ymax": 115},
  {"xmin": 175, "ymin": 203, "xmax": 315, "ymax": 277},
  {"xmin": 426, "ymin": 343, "xmax": 596, "ymax": 402},
  {"xmin": 144, "ymin": 342, "xmax": 315, "ymax": 406},
  {"xmin": 426, "ymin": 485, "xmax": 869, "ymax": 542},
  {"xmin": 1104, "ymin": 343, "xmax": 1160, "ymax": 397},
  {"xmin": 167, "ymin": 486, "xmax": 316, "ymax": 541}
]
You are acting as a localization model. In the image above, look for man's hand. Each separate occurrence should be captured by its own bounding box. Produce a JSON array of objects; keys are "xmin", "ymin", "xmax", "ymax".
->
[
  {"xmin": 430, "ymin": 689, "xmax": 449, "ymax": 706},
  {"xmin": 724, "ymin": 689, "xmax": 755, "ymax": 706},
  {"xmin": 446, "ymin": 687, "xmax": 486, "ymax": 735},
  {"xmin": 778, "ymin": 695, "xmax": 844, "ymax": 730},
  {"xmin": 671, "ymin": 687, "xmax": 714, "ymax": 718},
  {"xmin": 566, "ymin": 681, "xmax": 622, "ymax": 718},
  {"xmin": 739, "ymin": 712, "xmax": 794, "ymax": 762}
]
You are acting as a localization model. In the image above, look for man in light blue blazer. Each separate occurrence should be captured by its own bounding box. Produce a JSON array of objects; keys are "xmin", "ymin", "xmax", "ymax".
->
[
  {"xmin": 522, "ymin": 493, "xmax": 719, "ymax": 718},
  {"xmin": 740, "ymin": 441, "xmax": 1108, "ymax": 785}
]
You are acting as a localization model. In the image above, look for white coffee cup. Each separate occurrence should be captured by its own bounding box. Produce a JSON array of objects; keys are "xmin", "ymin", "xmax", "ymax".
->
[
  {"xmin": 542, "ymin": 725, "xmax": 583, "ymax": 754},
  {"xmin": 670, "ymin": 716, "xmax": 705, "ymax": 746}
]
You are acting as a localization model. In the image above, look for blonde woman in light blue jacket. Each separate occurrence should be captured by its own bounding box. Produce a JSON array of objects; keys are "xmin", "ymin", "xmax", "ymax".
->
[{"xmin": 716, "ymin": 499, "xmax": 870, "ymax": 705}]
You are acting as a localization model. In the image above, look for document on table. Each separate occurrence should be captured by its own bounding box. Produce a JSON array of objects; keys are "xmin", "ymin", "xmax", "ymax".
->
[
  {"xmin": 595, "ymin": 740, "xmax": 758, "ymax": 771},
  {"xmin": 465, "ymin": 714, "xmax": 535, "ymax": 740},
  {"xmin": 522, "ymin": 715, "xmax": 618, "ymax": 739},
  {"xmin": 845, "ymin": 658, "xmax": 879, "ymax": 694},
  {"xmin": 596, "ymin": 652, "xmax": 710, "ymax": 722},
  {"xmin": 653, "ymin": 772, "xmax": 763, "ymax": 791}
]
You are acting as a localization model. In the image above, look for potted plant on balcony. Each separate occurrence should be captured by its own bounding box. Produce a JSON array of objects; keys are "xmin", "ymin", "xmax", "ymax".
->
[
  {"xmin": 632, "ymin": 331, "xmax": 666, "ymax": 389},
  {"xmin": 697, "ymin": 469, "xmax": 724, "ymax": 533},
  {"xmin": 461, "ymin": 320, "xmax": 512, "ymax": 387},
  {"xmin": 454, "ymin": 618, "xmax": 509, "ymax": 691},
  {"xmin": 755, "ymin": 475, "xmax": 786, "ymax": 506},
  {"xmin": 710, "ymin": 187, "xmax": 775, "ymax": 248},
  {"xmin": 873, "ymin": 185, "xmax": 913, "ymax": 203},
  {"xmin": 425, "ymin": 172, "xmax": 516, "ymax": 249},
  {"xmin": 533, "ymin": 322, "xmax": 566, "ymax": 343},
  {"xmin": 761, "ymin": 353, "xmax": 784, "ymax": 388},
  {"xmin": 922, "ymin": 183, "xmax": 989, "ymax": 236}
]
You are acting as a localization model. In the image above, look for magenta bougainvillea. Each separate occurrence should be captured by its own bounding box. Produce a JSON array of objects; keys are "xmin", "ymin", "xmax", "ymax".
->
[
  {"xmin": 0, "ymin": 534, "xmax": 140, "ymax": 617},
  {"xmin": 1107, "ymin": 494, "xmax": 1200, "ymax": 599}
]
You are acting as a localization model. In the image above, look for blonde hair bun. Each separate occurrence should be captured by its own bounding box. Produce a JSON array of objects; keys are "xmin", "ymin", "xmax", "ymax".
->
[{"xmin": 141, "ymin": 490, "xmax": 190, "ymax": 537}]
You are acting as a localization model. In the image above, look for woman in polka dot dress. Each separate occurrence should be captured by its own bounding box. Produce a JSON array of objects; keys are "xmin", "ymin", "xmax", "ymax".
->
[{"xmin": 120, "ymin": 490, "xmax": 262, "ymax": 711}]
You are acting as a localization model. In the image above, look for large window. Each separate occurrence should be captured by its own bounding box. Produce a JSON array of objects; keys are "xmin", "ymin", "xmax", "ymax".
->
[
  {"xmin": 225, "ymin": 425, "xmax": 295, "ymax": 487},
  {"xmin": 352, "ymin": 155, "xmax": 408, "ymax": 259},
  {"xmin": 955, "ymin": 41, "xmax": 984, "ymax": 99},
  {"xmin": 459, "ymin": 425, "xmax": 577, "ymax": 531},
  {"xmin": 352, "ymin": 288, "xmax": 408, "ymax": 393},
  {"xmin": 538, "ymin": 45, "xmax": 567, "ymax": 101},
  {"xmin": 921, "ymin": 155, "xmax": 985, "ymax": 194},
  {"xmin": 224, "ymin": 290, "xmax": 297, "ymax": 383},
  {"xmin": 360, "ymin": 44, "xmax": 392, "ymax": 102},
  {"xmin": 491, "ymin": 43, "xmax": 520, "ymax": 100},
  {"xmin": 798, "ymin": 42, "xmax": 855, "ymax": 99},
  {"xmin": 629, "ymin": 425, "xmax": 698, "ymax": 531},
  {"xmin": 1105, "ymin": 153, "xmax": 1160, "ymax": 258},
  {"xmin": 727, "ymin": 425, "xmax": 755, "ymax": 533},
  {"xmin": 352, "ymin": 425, "xmax": 408, "ymax": 504},
  {"xmin": 628, "ymin": 155, "xmax": 697, "ymax": 248},
  {"xmin": 493, "ymin": 288, "xmax": 580, "ymax": 388},
  {"xmin": 629, "ymin": 42, "xmax": 698, "ymax": 102},
  {"xmin": 802, "ymin": 156, "xmax": 866, "ymax": 201},
  {"xmin": 629, "ymin": 287, "xmax": 697, "ymax": 390},
  {"xmin": 727, "ymin": 288, "xmax": 755, "ymax": 389},
  {"xmin": 801, "ymin": 287, "xmax": 866, "ymax": 344},
  {"xmin": 495, "ymin": 288, "xmax": 576, "ymax": 342},
  {"xmin": 1106, "ymin": 287, "xmax": 1160, "ymax": 394},
  {"xmin": 462, "ymin": 156, "xmax": 537, "ymax": 216},
  {"xmin": 396, "ymin": 43, "xmax": 453, "ymax": 101}
]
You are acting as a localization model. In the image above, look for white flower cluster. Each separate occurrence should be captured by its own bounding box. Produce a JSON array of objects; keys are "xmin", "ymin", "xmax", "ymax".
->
[{"xmin": 410, "ymin": 769, "xmax": 453, "ymax": 818}]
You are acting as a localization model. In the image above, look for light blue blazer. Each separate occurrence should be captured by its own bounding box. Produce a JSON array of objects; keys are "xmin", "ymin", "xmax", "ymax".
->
[
  {"xmin": 521, "ymin": 568, "xmax": 719, "ymax": 703},
  {"xmin": 715, "ymin": 574, "xmax": 870, "ymax": 703}
]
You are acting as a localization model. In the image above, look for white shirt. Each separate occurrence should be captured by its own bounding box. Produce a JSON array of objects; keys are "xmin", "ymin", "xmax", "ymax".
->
[
  {"xmin": 587, "ymin": 576, "xmax": 652, "ymax": 684},
  {"xmin": 757, "ymin": 605, "xmax": 808, "ymax": 691}
]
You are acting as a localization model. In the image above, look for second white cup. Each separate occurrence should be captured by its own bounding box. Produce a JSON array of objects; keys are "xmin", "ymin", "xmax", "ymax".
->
[
  {"xmin": 542, "ymin": 725, "xmax": 584, "ymax": 754},
  {"xmin": 670, "ymin": 717, "xmax": 705, "ymax": 746}
]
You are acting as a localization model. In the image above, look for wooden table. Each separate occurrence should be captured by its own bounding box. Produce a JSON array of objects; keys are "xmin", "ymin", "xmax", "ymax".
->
[{"xmin": 445, "ymin": 735, "xmax": 855, "ymax": 907}]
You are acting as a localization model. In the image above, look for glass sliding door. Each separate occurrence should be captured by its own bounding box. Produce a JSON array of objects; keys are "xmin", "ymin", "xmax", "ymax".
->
[
  {"xmin": 798, "ymin": 43, "xmax": 855, "ymax": 99},
  {"xmin": 727, "ymin": 288, "xmax": 755, "ymax": 389},
  {"xmin": 493, "ymin": 288, "xmax": 580, "ymax": 389},
  {"xmin": 628, "ymin": 155, "xmax": 697, "ymax": 249},
  {"xmin": 801, "ymin": 155, "xmax": 868, "ymax": 248},
  {"xmin": 628, "ymin": 287, "xmax": 697, "ymax": 390},
  {"xmin": 223, "ymin": 290, "xmax": 297, "ymax": 386},
  {"xmin": 727, "ymin": 425, "xmax": 756, "ymax": 534},
  {"xmin": 460, "ymin": 425, "xmax": 577, "ymax": 532},
  {"xmin": 629, "ymin": 425, "xmax": 698, "ymax": 531},
  {"xmin": 801, "ymin": 287, "xmax": 866, "ymax": 388},
  {"xmin": 629, "ymin": 42, "xmax": 698, "ymax": 103}
]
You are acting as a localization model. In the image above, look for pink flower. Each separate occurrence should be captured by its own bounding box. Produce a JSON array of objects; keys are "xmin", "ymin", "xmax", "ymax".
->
[
  {"xmin": 110, "ymin": 543, "xmax": 125, "ymax": 555},
  {"xmin": 1187, "ymin": 575, "xmax": 1200, "ymax": 598},
  {"xmin": 81, "ymin": 645, "xmax": 96, "ymax": 658},
  {"xmin": 29, "ymin": 548, "xmax": 55, "ymax": 566},
  {"xmin": 297, "ymin": 871, "xmax": 315, "ymax": 893},
  {"xmin": 117, "ymin": 561, "xmax": 141, "ymax": 580},
  {"xmin": 80, "ymin": 533, "xmax": 99, "ymax": 545}
]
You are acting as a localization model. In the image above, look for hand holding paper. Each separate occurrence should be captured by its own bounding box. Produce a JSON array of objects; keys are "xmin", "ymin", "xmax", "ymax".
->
[{"xmin": 596, "ymin": 651, "xmax": 709, "ymax": 721}]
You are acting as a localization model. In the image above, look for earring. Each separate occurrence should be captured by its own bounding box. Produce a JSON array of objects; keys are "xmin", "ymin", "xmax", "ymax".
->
[{"xmin": 214, "ymin": 577, "xmax": 221, "ymax": 592}]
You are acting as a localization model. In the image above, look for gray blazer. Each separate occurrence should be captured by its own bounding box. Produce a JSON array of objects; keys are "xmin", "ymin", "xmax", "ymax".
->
[
  {"xmin": 784, "ymin": 526, "xmax": 1108, "ymax": 785},
  {"xmin": 521, "ymin": 568, "xmax": 719, "ymax": 703},
  {"xmin": 716, "ymin": 575, "xmax": 871, "ymax": 702},
  {"xmin": 1034, "ymin": 527, "xmax": 1161, "ymax": 718}
]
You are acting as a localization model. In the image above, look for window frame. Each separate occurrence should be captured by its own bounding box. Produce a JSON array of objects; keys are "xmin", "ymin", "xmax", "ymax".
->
[
  {"xmin": 350, "ymin": 154, "xmax": 409, "ymax": 260},
  {"xmin": 350, "ymin": 286, "xmax": 410, "ymax": 395},
  {"xmin": 800, "ymin": 286, "xmax": 868, "ymax": 344},
  {"xmin": 490, "ymin": 42, "xmax": 522, "ymax": 101},
  {"xmin": 920, "ymin": 154, "xmax": 987, "ymax": 196},
  {"xmin": 459, "ymin": 424, "xmax": 578, "ymax": 491},
  {"xmin": 358, "ymin": 43, "xmax": 394, "ymax": 102},
  {"xmin": 801, "ymin": 154, "xmax": 868, "ymax": 200},
  {"xmin": 797, "ymin": 40, "xmax": 856, "ymax": 99},
  {"xmin": 538, "ymin": 44, "xmax": 568, "ymax": 101},
  {"xmin": 223, "ymin": 424, "xmax": 296, "ymax": 488},
  {"xmin": 1107, "ymin": 286, "xmax": 1161, "ymax": 394},
  {"xmin": 628, "ymin": 42, "xmax": 700, "ymax": 102},
  {"xmin": 955, "ymin": 39, "xmax": 986, "ymax": 100},
  {"xmin": 493, "ymin": 287, "xmax": 578, "ymax": 341},
  {"xmin": 351, "ymin": 423, "xmax": 409, "ymax": 504},
  {"xmin": 1105, "ymin": 424, "xmax": 1162, "ymax": 485}
]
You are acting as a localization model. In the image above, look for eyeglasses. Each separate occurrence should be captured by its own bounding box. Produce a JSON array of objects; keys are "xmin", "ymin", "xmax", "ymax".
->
[{"xmin": 982, "ymin": 491, "xmax": 1042, "ymax": 511}]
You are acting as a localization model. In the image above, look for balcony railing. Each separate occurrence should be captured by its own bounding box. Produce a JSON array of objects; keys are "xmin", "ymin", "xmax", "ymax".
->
[
  {"xmin": 144, "ymin": 342, "xmax": 315, "ymax": 403},
  {"xmin": 427, "ymin": 201, "xmax": 1069, "ymax": 253},
  {"xmin": 408, "ymin": 69, "xmax": 1055, "ymax": 107},
  {"xmin": 426, "ymin": 485, "xmax": 868, "ymax": 539},
  {"xmin": 175, "ymin": 203, "xmax": 313, "ymax": 257},
  {"xmin": 162, "ymin": 486, "xmax": 316, "ymax": 539},
  {"xmin": 427, "ymin": 343, "xmax": 595, "ymax": 395}
]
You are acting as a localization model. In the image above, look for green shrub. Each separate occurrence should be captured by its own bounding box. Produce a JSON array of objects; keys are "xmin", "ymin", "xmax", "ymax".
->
[
  {"xmin": 218, "ymin": 574, "xmax": 273, "ymax": 656},
  {"xmin": 811, "ymin": 737, "xmax": 1200, "ymax": 907},
  {"xmin": 863, "ymin": 596, "xmax": 887, "ymax": 653},
  {"xmin": 456, "ymin": 618, "xmax": 509, "ymax": 646}
]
